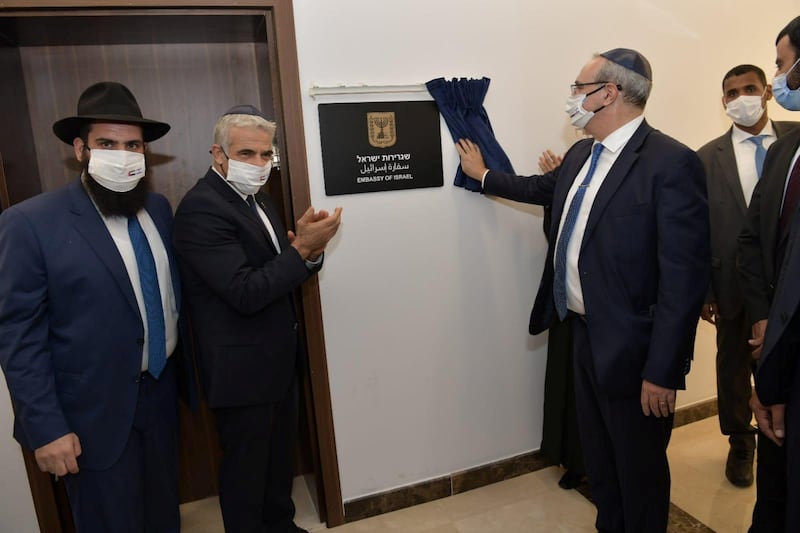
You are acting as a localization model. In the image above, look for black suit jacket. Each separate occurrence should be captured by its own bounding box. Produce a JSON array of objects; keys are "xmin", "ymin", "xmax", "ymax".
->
[
  {"xmin": 173, "ymin": 169, "xmax": 316, "ymax": 408},
  {"xmin": 757, "ymin": 197, "xmax": 800, "ymax": 405},
  {"xmin": 484, "ymin": 120, "xmax": 710, "ymax": 397},
  {"xmin": 739, "ymin": 126, "xmax": 800, "ymax": 323},
  {"xmin": 697, "ymin": 121, "xmax": 800, "ymax": 320}
]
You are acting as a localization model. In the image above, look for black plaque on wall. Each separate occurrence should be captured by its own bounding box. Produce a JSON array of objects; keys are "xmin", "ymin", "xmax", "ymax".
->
[{"xmin": 318, "ymin": 101, "xmax": 443, "ymax": 196}]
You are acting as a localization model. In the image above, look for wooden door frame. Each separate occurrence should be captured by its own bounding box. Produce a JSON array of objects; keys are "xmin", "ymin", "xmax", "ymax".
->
[
  {"xmin": 0, "ymin": 155, "xmax": 10, "ymax": 210},
  {"xmin": 0, "ymin": 0, "xmax": 345, "ymax": 527}
]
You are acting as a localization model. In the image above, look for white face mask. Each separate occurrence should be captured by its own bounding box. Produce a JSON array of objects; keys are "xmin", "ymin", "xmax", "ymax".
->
[
  {"xmin": 565, "ymin": 93, "xmax": 596, "ymax": 129},
  {"xmin": 87, "ymin": 149, "xmax": 146, "ymax": 193},
  {"xmin": 225, "ymin": 157, "xmax": 272, "ymax": 196},
  {"xmin": 565, "ymin": 84, "xmax": 608, "ymax": 129},
  {"xmin": 725, "ymin": 94, "xmax": 765, "ymax": 127}
]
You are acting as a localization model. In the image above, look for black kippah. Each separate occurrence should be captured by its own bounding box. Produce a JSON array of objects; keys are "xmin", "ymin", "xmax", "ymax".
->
[
  {"xmin": 223, "ymin": 104, "xmax": 271, "ymax": 120},
  {"xmin": 599, "ymin": 48, "xmax": 652, "ymax": 81}
]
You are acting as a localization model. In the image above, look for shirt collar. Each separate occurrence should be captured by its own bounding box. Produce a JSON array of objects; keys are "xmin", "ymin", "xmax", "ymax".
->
[
  {"xmin": 211, "ymin": 166, "xmax": 248, "ymax": 201},
  {"xmin": 596, "ymin": 115, "xmax": 645, "ymax": 154},
  {"xmin": 731, "ymin": 120, "xmax": 776, "ymax": 144}
]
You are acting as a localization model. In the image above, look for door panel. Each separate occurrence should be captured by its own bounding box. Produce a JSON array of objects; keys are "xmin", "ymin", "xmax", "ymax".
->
[{"xmin": 0, "ymin": 4, "xmax": 343, "ymax": 529}]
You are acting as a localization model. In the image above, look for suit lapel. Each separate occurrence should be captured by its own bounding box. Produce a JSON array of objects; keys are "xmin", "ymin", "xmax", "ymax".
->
[
  {"xmin": 206, "ymin": 169, "xmax": 280, "ymax": 254},
  {"xmin": 774, "ymin": 121, "xmax": 794, "ymax": 138},
  {"xmin": 715, "ymin": 131, "xmax": 748, "ymax": 214},
  {"xmin": 765, "ymin": 132, "xmax": 800, "ymax": 259},
  {"xmin": 580, "ymin": 120, "xmax": 652, "ymax": 250},
  {"xmin": 68, "ymin": 180, "xmax": 140, "ymax": 315}
]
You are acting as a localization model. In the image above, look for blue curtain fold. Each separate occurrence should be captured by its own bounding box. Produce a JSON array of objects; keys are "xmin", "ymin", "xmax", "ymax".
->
[{"xmin": 426, "ymin": 77, "xmax": 515, "ymax": 192}]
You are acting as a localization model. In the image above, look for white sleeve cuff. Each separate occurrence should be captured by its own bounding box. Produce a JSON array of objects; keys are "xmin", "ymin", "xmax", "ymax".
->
[{"xmin": 305, "ymin": 252, "xmax": 324, "ymax": 270}]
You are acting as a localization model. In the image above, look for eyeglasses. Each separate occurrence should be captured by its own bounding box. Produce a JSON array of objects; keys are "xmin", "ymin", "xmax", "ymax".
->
[{"xmin": 570, "ymin": 81, "xmax": 623, "ymax": 96}]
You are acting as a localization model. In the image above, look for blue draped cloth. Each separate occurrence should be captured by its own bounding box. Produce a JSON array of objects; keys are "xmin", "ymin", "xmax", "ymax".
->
[{"xmin": 426, "ymin": 77, "xmax": 515, "ymax": 192}]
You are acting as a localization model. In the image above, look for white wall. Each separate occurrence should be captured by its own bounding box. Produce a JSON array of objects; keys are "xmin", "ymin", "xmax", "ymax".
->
[
  {"xmin": 0, "ymin": 385, "xmax": 38, "ymax": 532},
  {"xmin": 293, "ymin": 0, "xmax": 799, "ymax": 502},
  {"xmin": 1, "ymin": 1, "xmax": 796, "ymax": 523}
]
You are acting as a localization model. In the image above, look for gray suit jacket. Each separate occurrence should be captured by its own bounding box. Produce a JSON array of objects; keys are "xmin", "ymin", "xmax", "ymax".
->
[{"xmin": 697, "ymin": 120, "xmax": 800, "ymax": 320}]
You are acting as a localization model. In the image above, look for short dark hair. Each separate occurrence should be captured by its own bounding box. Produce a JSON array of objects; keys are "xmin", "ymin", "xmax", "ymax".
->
[
  {"xmin": 722, "ymin": 64, "xmax": 767, "ymax": 90},
  {"xmin": 777, "ymin": 16, "xmax": 800, "ymax": 60}
]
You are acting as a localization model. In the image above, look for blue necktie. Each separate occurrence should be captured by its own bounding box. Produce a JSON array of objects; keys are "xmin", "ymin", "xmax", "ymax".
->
[
  {"xmin": 128, "ymin": 216, "xmax": 167, "ymax": 379},
  {"xmin": 747, "ymin": 135, "xmax": 768, "ymax": 178},
  {"xmin": 553, "ymin": 143, "xmax": 604, "ymax": 320}
]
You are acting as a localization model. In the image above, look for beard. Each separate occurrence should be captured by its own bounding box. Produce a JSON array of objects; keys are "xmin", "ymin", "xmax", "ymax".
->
[{"xmin": 82, "ymin": 158, "xmax": 150, "ymax": 218}]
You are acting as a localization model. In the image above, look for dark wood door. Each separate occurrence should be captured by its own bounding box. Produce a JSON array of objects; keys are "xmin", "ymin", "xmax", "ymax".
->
[{"xmin": 0, "ymin": 2, "xmax": 344, "ymax": 530}]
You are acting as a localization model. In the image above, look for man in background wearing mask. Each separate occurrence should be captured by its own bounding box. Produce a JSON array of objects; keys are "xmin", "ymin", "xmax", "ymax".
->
[
  {"xmin": 456, "ymin": 49, "xmax": 709, "ymax": 532},
  {"xmin": 696, "ymin": 65, "xmax": 799, "ymax": 492},
  {"xmin": 173, "ymin": 106, "xmax": 341, "ymax": 533},
  {"xmin": 0, "ymin": 81, "xmax": 193, "ymax": 531},
  {"xmin": 739, "ymin": 15, "xmax": 800, "ymax": 533}
]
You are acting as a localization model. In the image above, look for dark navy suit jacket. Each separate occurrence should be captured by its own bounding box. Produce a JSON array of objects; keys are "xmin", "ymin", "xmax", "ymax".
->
[
  {"xmin": 739, "ymin": 127, "xmax": 800, "ymax": 323},
  {"xmin": 173, "ymin": 169, "xmax": 315, "ymax": 408},
  {"xmin": 756, "ymin": 168, "xmax": 800, "ymax": 406},
  {"xmin": 0, "ymin": 180, "xmax": 195, "ymax": 470},
  {"xmin": 484, "ymin": 120, "xmax": 710, "ymax": 397}
]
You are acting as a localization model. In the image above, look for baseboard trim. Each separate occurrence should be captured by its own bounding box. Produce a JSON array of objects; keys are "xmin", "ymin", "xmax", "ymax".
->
[
  {"xmin": 343, "ymin": 398, "xmax": 718, "ymax": 523},
  {"xmin": 673, "ymin": 397, "xmax": 718, "ymax": 428},
  {"xmin": 343, "ymin": 450, "xmax": 551, "ymax": 522}
]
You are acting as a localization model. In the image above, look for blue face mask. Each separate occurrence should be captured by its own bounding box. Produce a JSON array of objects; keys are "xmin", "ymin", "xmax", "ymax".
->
[{"xmin": 773, "ymin": 57, "xmax": 800, "ymax": 111}]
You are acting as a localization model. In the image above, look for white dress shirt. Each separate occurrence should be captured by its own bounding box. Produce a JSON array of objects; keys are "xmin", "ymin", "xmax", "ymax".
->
[
  {"xmin": 555, "ymin": 115, "xmax": 645, "ymax": 315},
  {"xmin": 212, "ymin": 167, "xmax": 282, "ymax": 251},
  {"xmin": 731, "ymin": 122, "xmax": 776, "ymax": 207},
  {"xmin": 86, "ymin": 181, "xmax": 179, "ymax": 372},
  {"xmin": 211, "ymin": 167, "xmax": 324, "ymax": 269}
]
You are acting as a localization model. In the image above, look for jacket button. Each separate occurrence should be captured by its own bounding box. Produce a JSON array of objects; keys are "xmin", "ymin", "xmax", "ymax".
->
[{"xmin": 136, "ymin": 338, "xmax": 145, "ymax": 346}]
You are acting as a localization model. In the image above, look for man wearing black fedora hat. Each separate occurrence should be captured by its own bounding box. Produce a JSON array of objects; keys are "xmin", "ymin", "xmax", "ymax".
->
[
  {"xmin": 174, "ymin": 105, "xmax": 341, "ymax": 533},
  {"xmin": 456, "ymin": 49, "xmax": 710, "ymax": 532},
  {"xmin": 0, "ymin": 81, "xmax": 194, "ymax": 532}
]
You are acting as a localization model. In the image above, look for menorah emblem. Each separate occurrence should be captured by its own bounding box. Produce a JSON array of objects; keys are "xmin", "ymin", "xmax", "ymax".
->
[
  {"xmin": 367, "ymin": 112, "xmax": 397, "ymax": 148},
  {"xmin": 374, "ymin": 117, "xmax": 389, "ymax": 139}
]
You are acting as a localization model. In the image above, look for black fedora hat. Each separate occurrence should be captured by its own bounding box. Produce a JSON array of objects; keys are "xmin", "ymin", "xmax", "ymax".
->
[{"xmin": 52, "ymin": 81, "xmax": 171, "ymax": 145}]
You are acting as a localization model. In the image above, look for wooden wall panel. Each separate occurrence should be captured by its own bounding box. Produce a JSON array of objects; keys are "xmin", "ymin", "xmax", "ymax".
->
[
  {"xmin": 0, "ymin": 155, "xmax": 10, "ymax": 211},
  {"xmin": 1, "ymin": 2, "xmax": 344, "ymax": 526},
  {"xmin": 20, "ymin": 40, "xmax": 274, "ymax": 208},
  {"xmin": 16, "ymin": 35, "xmax": 281, "ymax": 505},
  {"xmin": 0, "ymin": 45, "xmax": 42, "ymax": 204}
]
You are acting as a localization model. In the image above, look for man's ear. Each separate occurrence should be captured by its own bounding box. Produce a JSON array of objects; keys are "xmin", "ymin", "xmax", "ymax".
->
[
  {"xmin": 787, "ymin": 55, "xmax": 800, "ymax": 90},
  {"xmin": 210, "ymin": 144, "xmax": 223, "ymax": 161},
  {"xmin": 605, "ymin": 83, "xmax": 621, "ymax": 104},
  {"xmin": 211, "ymin": 144, "xmax": 229, "ymax": 172},
  {"xmin": 73, "ymin": 137, "xmax": 86, "ymax": 162}
]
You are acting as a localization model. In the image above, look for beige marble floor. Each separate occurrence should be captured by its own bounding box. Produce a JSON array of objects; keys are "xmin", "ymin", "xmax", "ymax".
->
[
  {"xmin": 668, "ymin": 416, "xmax": 756, "ymax": 533},
  {"xmin": 180, "ymin": 414, "xmax": 757, "ymax": 532}
]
